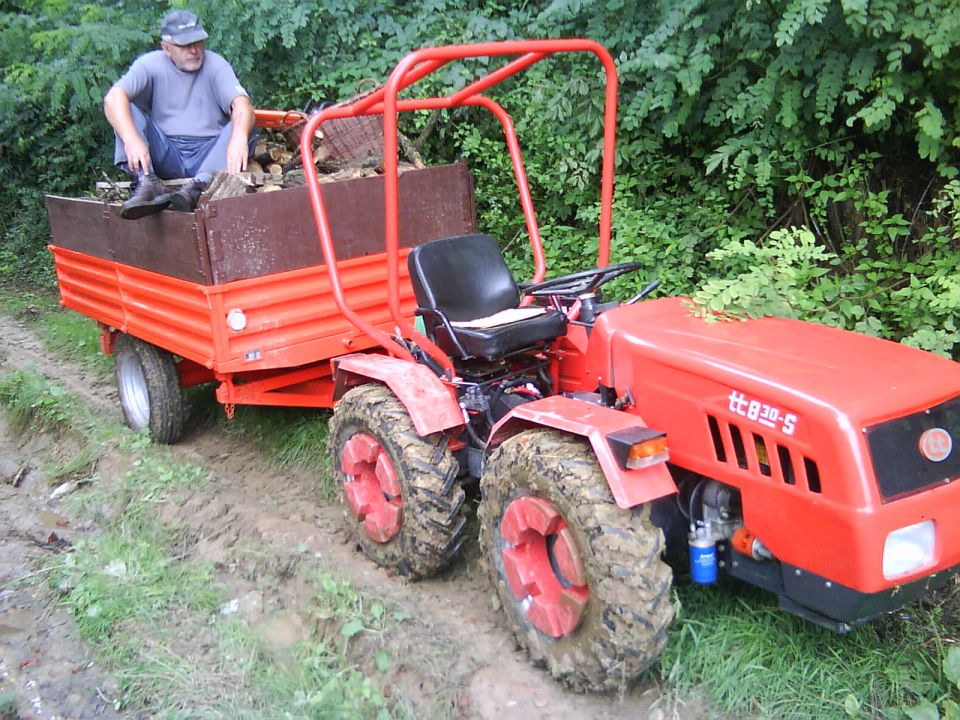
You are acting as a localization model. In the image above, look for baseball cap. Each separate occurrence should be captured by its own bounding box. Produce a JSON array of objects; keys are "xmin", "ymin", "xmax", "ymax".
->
[{"xmin": 160, "ymin": 9, "xmax": 208, "ymax": 46}]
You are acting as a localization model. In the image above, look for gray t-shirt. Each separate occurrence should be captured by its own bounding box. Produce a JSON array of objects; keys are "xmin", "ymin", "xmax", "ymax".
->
[{"xmin": 115, "ymin": 49, "xmax": 248, "ymax": 137}]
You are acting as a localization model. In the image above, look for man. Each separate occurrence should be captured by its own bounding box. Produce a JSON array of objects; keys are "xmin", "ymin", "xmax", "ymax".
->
[{"xmin": 104, "ymin": 9, "xmax": 255, "ymax": 219}]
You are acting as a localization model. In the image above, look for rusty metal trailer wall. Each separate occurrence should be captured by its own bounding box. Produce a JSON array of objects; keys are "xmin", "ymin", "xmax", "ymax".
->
[
  {"xmin": 46, "ymin": 163, "xmax": 476, "ymax": 373},
  {"xmin": 46, "ymin": 162, "xmax": 475, "ymax": 285}
]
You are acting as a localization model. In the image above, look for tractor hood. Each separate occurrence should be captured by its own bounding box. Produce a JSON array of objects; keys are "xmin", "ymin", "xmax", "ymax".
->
[{"xmin": 592, "ymin": 297, "xmax": 960, "ymax": 424}]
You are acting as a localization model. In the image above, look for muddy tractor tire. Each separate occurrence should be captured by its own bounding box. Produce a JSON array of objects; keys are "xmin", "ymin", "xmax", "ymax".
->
[
  {"xmin": 328, "ymin": 383, "xmax": 466, "ymax": 579},
  {"xmin": 478, "ymin": 429, "xmax": 674, "ymax": 694},
  {"xmin": 114, "ymin": 334, "xmax": 186, "ymax": 444}
]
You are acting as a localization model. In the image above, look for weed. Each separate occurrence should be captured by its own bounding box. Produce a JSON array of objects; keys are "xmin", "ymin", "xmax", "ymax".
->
[
  {"xmin": 50, "ymin": 522, "xmax": 219, "ymax": 642},
  {"xmin": 0, "ymin": 369, "xmax": 78, "ymax": 435},
  {"xmin": 0, "ymin": 691, "xmax": 17, "ymax": 720},
  {"xmin": 663, "ymin": 577, "xmax": 960, "ymax": 719},
  {"xmin": 308, "ymin": 571, "xmax": 394, "ymax": 647},
  {"xmin": 48, "ymin": 442, "xmax": 99, "ymax": 481},
  {"xmin": 222, "ymin": 406, "xmax": 335, "ymax": 498},
  {"xmin": 36, "ymin": 311, "xmax": 112, "ymax": 374}
]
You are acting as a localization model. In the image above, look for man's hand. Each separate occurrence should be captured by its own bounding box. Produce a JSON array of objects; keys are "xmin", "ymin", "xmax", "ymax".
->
[
  {"xmin": 123, "ymin": 135, "xmax": 152, "ymax": 175},
  {"xmin": 227, "ymin": 95, "xmax": 256, "ymax": 174},
  {"xmin": 226, "ymin": 134, "xmax": 248, "ymax": 174}
]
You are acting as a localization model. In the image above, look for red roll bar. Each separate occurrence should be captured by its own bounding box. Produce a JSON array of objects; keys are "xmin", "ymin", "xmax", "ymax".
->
[{"xmin": 300, "ymin": 39, "xmax": 619, "ymax": 376}]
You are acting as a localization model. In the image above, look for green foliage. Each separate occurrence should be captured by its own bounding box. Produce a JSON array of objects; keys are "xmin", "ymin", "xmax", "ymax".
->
[
  {"xmin": 2, "ymin": 0, "xmax": 958, "ymax": 343},
  {"xmin": 690, "ymin": 227, "xmax": 834, "ymax": 321},
  {"xmin": 608, "ymin": 0, "xmax": 960, "ymax": 189},
  {"xmin": 691, "ymin": 170, "xmax": 960, "ymax": 358}
]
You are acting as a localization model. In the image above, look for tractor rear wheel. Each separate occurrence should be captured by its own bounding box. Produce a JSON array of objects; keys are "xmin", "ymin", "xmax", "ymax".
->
[
  {"xmin": 478, "ymin": 429, "xmax": 674, "ymax": 693},
  {"xmin": 328, "ymin": 383, "xmax": 466, "ymax": 579},
  {"xmin": 114, "ymin": 334, "xmax": 185, "ymax": 444}
]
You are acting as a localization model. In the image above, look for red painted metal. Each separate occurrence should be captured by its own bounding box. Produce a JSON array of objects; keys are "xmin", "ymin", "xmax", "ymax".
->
[
  {"xmin": 571, "ymin": 296, "xmax": 960, "ymax": 592},
  {"xmin": 332, "ymin": 354, "xmax": 464, "ymax": 436},
  {"xmin": 300, "ymin": 39, "xmax": 618, "ymax": 374},
  {"xmin": 176, "ymin": 357, "xmax": 215, "ymax": 388},
  {"xmin": 215, "ymin": 361, "xmax": 336, "ymax": 408},
  {"xmin": 500, "ymin": 495, "xmax": 589, "ymax": 638},
  {"xmin": 489, "ymin": 395, "xmax": 676, "ymax": 509},
  {"xmin": 253, "ymin": 109, "xmax": 306, "ymax": 130},
  {"xmin": 50, "ymin": 244, "xmax": 424, "ymax": 401},
  {"xmin": 341, "ymin": 433, "xmax": 403, "ymax": 543},
  {"xmin": 98, "ymin": 323, "xmax": 116, "ymax": 355}
]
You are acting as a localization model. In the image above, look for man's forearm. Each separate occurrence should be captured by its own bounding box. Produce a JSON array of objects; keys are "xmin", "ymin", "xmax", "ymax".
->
[
  {"xmin": 230, "ymin": 96, "xmax": 255, "ymax": 142},
  {"xmin": 103, "ymin": 86, "xmax": 139, "ymax": 146}
]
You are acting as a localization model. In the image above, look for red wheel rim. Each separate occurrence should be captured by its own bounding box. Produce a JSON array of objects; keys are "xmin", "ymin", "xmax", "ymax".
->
[
  {"xmin": 499, "ymin": 495, "xmax": 589, "ymax": 638},
  {"xmin": 341, "ymin": 433, "xmax": 402, "ymax": 542}
]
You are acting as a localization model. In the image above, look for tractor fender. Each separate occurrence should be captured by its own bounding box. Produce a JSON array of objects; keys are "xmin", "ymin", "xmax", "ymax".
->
[
  {"xmin": 332, "ymin": 354, "xmax": 464, "ymax": 437},
  {"xmin": 487, "ymin": 395, "xmax": 676, "ymax": 509}
]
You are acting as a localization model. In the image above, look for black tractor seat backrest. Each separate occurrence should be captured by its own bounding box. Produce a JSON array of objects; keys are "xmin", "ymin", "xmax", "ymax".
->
[{"xmin": 408, "ymin": 233, "xmax": 520, "ymax": 322}]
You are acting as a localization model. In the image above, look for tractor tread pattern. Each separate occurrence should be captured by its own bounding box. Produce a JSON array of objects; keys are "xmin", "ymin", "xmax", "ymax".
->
[
  {"xmin": 478, "ymin": 429, "xmax": 674, "ymax": 694},
  {"xmin": 329, "ymin": 383, "xmax": 466, "ymax": 580}
]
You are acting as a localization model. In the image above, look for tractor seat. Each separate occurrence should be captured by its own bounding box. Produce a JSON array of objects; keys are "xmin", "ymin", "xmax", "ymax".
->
[{"xmin": 407, "ymin": 233, "xmax": 566, "ymax": 360}]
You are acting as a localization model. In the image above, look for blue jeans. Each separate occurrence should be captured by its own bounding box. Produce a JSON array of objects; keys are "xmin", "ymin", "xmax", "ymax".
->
[{"xmin": 114, "ymin": 104, "xmax": 256, "ymax": 183}]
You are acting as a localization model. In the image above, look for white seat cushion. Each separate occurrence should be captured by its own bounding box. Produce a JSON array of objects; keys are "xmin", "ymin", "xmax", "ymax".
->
[{"xmin": 450, "ymin": 306, "xmax": 547, "ymax": 329}]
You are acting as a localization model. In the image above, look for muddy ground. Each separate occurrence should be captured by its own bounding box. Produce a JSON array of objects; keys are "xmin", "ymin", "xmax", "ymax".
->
[{"xmin": 0, "ymin": 312, "xmax": 711, "ymax": 720}]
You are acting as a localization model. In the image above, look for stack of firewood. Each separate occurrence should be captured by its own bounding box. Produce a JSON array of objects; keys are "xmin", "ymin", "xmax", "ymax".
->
[{"xmin": 96, "ymin": 121, "xmax": 425, "ymax": 203}]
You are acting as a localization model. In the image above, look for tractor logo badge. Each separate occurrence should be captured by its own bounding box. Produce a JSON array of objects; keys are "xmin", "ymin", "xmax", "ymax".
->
[{"xmin": 919, "ymin": 428, "xmax": 952, "ymax": 463}]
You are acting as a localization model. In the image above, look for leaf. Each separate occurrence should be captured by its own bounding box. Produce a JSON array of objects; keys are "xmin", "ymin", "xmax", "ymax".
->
[
  {"xmin": 916, "ymin": 100, "xmax": 945, "ymax": 160},
  {"xmin": 341, "ymin": 618, "xmax": 365, "ymax": 638},
  {"xmin": 843, "ymin": 693, "xmax": 861, "ymax": 716},
  {"xmin": 904, "ymin": 703, "xmax": 940, "ymax": 720},
  {"xmin": 375, "ymin": 649, "xmax": 392, "ymax": 672},
  {"xmin": 943, "ymin": 646, "xmax": 960, "ymax": 688},
  {"xmin": 918, "ymin": 101, "xmax": 945, "ymax": 140}
]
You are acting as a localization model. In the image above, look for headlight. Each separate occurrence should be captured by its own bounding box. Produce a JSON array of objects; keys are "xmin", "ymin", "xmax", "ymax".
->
[{"xmin": 883, "ymin": 520, "xmax": 935, "ymax": 579}]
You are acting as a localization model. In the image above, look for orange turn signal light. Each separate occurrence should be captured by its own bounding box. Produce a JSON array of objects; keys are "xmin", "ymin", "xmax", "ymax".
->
[
  {"xmin": 607, "ymin": 427, "xmax": 669, "ymax": 470},
  {"xmin": 626, "ymin": 435, "xmax": 669, "ymax": 469}
]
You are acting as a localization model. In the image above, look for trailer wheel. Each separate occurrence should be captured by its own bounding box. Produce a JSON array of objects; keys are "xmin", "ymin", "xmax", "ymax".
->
[
  {"xmin": 329, "ymin": 383, "xmax": 466, "ymax": 579},
  {"xmin": 114, "ymin": 334, "xmax": 186, "ymax": 444},
  {"xmin": 478, "ymin": 429, "xmax": 674, "ymax": 693}
]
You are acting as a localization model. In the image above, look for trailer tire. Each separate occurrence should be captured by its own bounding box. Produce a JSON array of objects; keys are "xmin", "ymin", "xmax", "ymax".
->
[
  {"xmin": 114, "ymin": 334, "xmax": 185, "ymax": 444},
  {"xmin": 478, "ymin": 429, "xmax": 674, "ymax": 694},
  {"xmin": 329, "ymin": 383, "xmax": 466, "ymax": 579}
]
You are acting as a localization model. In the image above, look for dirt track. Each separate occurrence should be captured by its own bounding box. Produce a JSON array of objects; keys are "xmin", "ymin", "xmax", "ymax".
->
[{"xmin": 0, "ymin": 312, "xmax": 709, "ymax": 719}]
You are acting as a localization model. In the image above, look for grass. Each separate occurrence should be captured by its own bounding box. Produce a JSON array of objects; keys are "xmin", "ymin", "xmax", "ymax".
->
[
  {"xmin": 663, "ymin": 575, "xmax": 960, "ymax": 719},
  {"xmin": 0, "ymin": 368, "xmax": 82, "ymax": 435},
  {"xmin": 0, "ymin": 366, "xmax": 124, "ymax": 482}
]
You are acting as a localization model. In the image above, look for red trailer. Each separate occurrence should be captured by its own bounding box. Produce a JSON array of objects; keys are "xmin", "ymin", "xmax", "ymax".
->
[
  {"xmin": 47, "ymin": 134, "xmax": 476, "ymax": 441},
  {"xmin": 49, "ymin": 40, "xmax": 960, "ymax": 695}
]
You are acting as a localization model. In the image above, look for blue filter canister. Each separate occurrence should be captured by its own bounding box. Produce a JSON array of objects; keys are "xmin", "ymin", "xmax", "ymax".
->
[{"xmin": 689, "ymin": 534, "xmax": 718, "ymax": 585}]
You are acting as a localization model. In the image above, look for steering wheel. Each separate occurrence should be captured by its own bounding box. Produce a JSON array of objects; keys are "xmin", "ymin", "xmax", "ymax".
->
[{"xmin": 524, "ymin": 261, "xmax": 643, "ymax": 298}]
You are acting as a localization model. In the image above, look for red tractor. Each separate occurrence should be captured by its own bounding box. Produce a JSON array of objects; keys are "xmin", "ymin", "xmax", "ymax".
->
[
  {"xmin": 309, "ymin": 40, "xmax": 960, "ymax": 692},
  {"xmin": 46, "ymin": 39, "xmax": 960, "ymax": 694}
]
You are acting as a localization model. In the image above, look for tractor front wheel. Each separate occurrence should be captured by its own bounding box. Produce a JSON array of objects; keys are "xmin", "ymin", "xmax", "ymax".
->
[
  {"xmin": 478, "ymin": 429, "xmax": 674, "ymax": 693},
  {"xmin": 328, "ymin": 383, "xmax": 466, "ymax": 579},
  {"xmin": 114, "ymin": 334, "xmax": 185, "ymax": 444}
]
